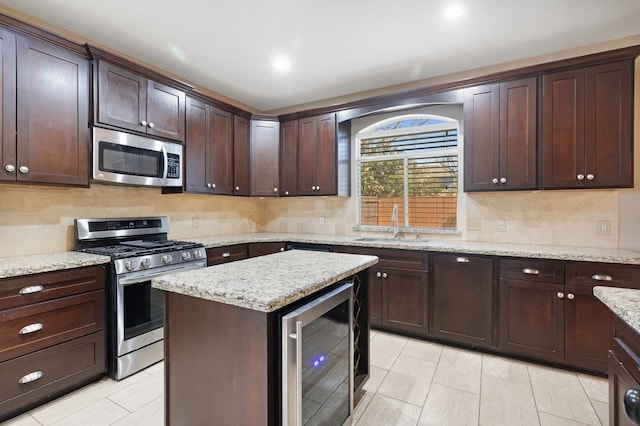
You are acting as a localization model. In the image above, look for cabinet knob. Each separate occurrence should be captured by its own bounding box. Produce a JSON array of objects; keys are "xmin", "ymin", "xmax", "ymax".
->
[
  {"xmin": 212, "ymin": 183, "xmax": 216, "ymax": 189},
  {"xmin": 456, "ymin": 257, "xmax": 470, "ymax": 263},
  {"xmin": 586, "ymin": 174, "xmax": 594, "ymax": 181},
  {"xmin": 577, "ymin": 174, "xmax": 585, "ymax": 181},
  {"xmin": 376, "ymin": 272, "xmax": 382, "ymax": 278},
  {"xmin": 382, "ymin": 272, "xmax": 387, "ymax": 278},
  {"xmin": 557, "ymin": 292, "xmax": 565, "ymax": 299},
  {"xmin": 19, "ymin": 166, "xmax": 29, "ymax": 174},
  {"xmin": 592, "ymin": 274, "xmax": 613, "ymax": 281},
  {"xmin": 5, "ymin": 164, "xmax": 15, "ymax": 172},
  {"xmin": 222, "ymin": 252, "xmax": 231, "ymax": 258},
  {"xmin": 567, "ymin": 293, "xmax": 575, "ymax": 300},
  {"xmin": 500, "ymin": 177, "xmax": 507, "ymax": 184},
  {"xmin": 235, "ymin": 186, "xmax": 240, "ymax": 191},
  {"xmin": 148, "ymin": 122, "xmax": 155, "ymax": 128},
  {"xmin": 285, "ymin": 191, "xmax": 289, "ymax": 196},
  {"xmin": 141, "ymin": 120, "xmax": 148, "ymax": 126},
  {"xmin": 280, "ymin": 248, "xmax": 285, "ymax": 252},
  {"xmin": 492, "ymin": 178, "xmax": 499, "ymax": 184},
  {"xmin": 316, "ymin": 185, "xmax": 320, "ymax": 191},
  {"xmin": 273, "ymin": 188, "xmax": 278, "ymax": 193},
  {"xmin": 311, "ymin": 186, "xmax": 317, "ymax": 191}
]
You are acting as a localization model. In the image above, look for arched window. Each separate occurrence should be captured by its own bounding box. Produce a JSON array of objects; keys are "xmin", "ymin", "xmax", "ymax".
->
[{"xmin": 356, "ymin": 114, "xmax": 459, "ymax": 231}]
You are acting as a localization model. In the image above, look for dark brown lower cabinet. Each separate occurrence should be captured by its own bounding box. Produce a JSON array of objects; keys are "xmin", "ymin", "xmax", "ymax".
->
[
  {"xmin": 247, "ymin": 242, "xmax": 285, "ymax": 258},
  {"xmin": 206, "ymin": 244, "xmax": 248, "ymax": 266},
  {"xmin": 431, "ymin": 254, "xmax": 493, "ymax": 348},
  {"xmin": 373, "ymin": 266, "xmax": 428, "ymax": 335},
  {"xmin": 499, "ymin": 278, "xmax": 565, "ymax": 361}
]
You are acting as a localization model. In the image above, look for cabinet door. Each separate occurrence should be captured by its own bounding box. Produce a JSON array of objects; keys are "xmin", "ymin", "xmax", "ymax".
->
[
  {"xmin": 279, "ymin": 119, "xmax": 298, "ymax": 196},
  {"xmin": 381, "ymin": 267, "xmax": 428, "ymax": 335},
  {"xmin": 233, "ymin": 115, "xmax": 250, "ymax": 196},
  {"xmin": 250, "ymin": 119, "xmax": 279, "ymax": 197},
  {"xmin": 432, "ymin": 254, "xmax": 494, "ymax": 348},
  {"xmin": 316, "ymin": 113, "xmax": 336, "ymax": 195},
  {"xmin": 463, "ymin": 84, "xmax": 500, "ymax": 191},
  {"xmin": 499, "ymin": 78, "xmax": 537, "ymax": 190},
  {"xmin": 208, "ymin": 107, "xmax": 233, "ymax": 195},
  {"xmin": 146, "ymin": 80, "xmax": 185, "ymax": 142},
  {"xmin": 584, "ymin": 61, "xmax": 633, "ymax": 188},
  {"xmin": 609, "ymin": 351, "xmax": 640, "ymax": 426},
  {"xmin": 297, "ymin": 116, "xmax": 318, "ymax": 195},
  {"xmin": 16, "ymin": 37, "xmax": 90, "ymax": 186},
  {"xmin": 96, "ymin": 61, "xmax": 147, "ymax": 134},
  {"xmin": 184, "ymin": 97, "xmax": 209, "ymax": 194},
  {"xmin": 499, "ymin": 278, "xmax": 565, "ymax": 362},
  {"xmin": 564, "ymin": 284, "xmax": 609, "ymax": 372},
  {"xmin": 542, "ymin": 69, "xmax": 585, "ymax": 189},
  {"xmin": 0, "ymin": 30, "xmax": 16, "ymax": 183},
  {"xmin": 369, "ymin": 268, "xmax": 383, "ymax": 327}
]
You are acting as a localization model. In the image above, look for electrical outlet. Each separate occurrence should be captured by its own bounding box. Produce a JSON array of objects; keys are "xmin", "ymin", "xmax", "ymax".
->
[
  {"xmin": 319, "ymin": 216, "xmax": 325, "ymax": 225},
  {"xmin": 597, "ymin": 220, "xmax": 611, "ymax": 235},
  {"xmin": 192, "ymin": 217, "xmax": 199, "ymax": 229},
  {"xmin": 496, "ymin": 219, "xmax": 506, "ymax": 232}
]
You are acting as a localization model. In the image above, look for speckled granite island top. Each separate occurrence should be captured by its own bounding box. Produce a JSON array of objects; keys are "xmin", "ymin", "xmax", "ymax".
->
[
  {"xmin": 594, "ymin": 286, "xmax": 640, "ymax": 336},
  {"xmin": 151, "ymin": 250, "xmax": 378, "ymax": 312},
  {"xmin": 0, "ymin": 252, "xmax": 110, "ymax": 279},
  {"xmin": 191, "ymin": 232, "xmax": 640, "ymax": 265}
]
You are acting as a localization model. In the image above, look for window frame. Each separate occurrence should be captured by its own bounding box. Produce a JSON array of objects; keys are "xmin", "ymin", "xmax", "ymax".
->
[{"xmin": 355, "ymin": 114, "xmax": 461, "ymax": 234}]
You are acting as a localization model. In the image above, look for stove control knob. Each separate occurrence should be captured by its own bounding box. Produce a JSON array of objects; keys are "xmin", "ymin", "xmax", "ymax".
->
[
  {"xmin": 124, "ymin": 261, "xmax": 134, "ymax": 271},
  {"xmin": 162, "ymin": 254, "xmax": 173, "ymax": 265},
  {"xmin": 140, "ymin": 258, "xmax": 151, "ymax": 269},
  {"xmin": 182, "ymin": 251, "xmax": 192, "ymax": 261}
]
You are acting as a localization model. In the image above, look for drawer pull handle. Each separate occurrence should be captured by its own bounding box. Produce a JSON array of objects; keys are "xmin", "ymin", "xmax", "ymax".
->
[
  {"xmin": 456, "ymin": 257, "xmax": 470, "ymax": 263},
  {"xmin": 19, "ymin": 371, "xmax": 43, "ymax": 384},
  {"xmin": 522, "ymin": 268, "xmax": 540, "ymax": 275},
  {"xmin": 222, "ymin": 252, "xmax": 231, "ymax": 258},
  {"xmin": 19, "ymin": 285, "xmax": 44, "ymax": 295},
  {"xmin": 592, "ymin": 274, "xmax": 612, "ymax": 281},
  {"xmin": 19, "ymin": 323, "xmax": 43, "ymax": 335}
]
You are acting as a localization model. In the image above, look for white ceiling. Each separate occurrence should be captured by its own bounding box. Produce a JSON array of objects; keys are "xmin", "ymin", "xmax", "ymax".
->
[{"xmin": 1, "ymin": 0, "xmax": 639, "ymax": 112}]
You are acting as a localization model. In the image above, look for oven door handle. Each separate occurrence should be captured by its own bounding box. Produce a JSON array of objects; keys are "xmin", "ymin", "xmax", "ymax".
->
[{"xmin": 118, "ymin": 262, "xmax": 205, "ymax": 285}]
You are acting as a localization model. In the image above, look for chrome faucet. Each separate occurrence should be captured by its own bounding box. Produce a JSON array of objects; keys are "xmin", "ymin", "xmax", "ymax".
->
[{"xmin": 391, "ymin": 203, "xmax": 400, "ymax": 239}]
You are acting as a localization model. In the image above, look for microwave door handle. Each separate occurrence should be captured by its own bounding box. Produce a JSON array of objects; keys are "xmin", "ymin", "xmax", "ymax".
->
[{"xmin": 161, "ymin": 145, "xmax": 168, "ymax": 181}]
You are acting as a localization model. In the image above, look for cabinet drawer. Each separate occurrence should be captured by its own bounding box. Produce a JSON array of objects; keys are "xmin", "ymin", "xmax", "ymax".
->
[
  {"xmin": 0, "ymin": 265, "xmax": 106, "ymax": 311},
  {"xmin": 206, "ymin": 244, "xmax": 248, "ymax": 266},
  {"xmin": 248, "ymin": 242, "xmax": 286, "ymax": 258},
  {"xmin": 611, "ymin": 313, "xmax": 640, "ymax": 384},
  {"xmin": 500, "ymin": 258, "xmax": 564, "ymax": 283},
  {"xmin": 0, "ymin": 331, "xmax": 105, "ymax": 420},
  {"xmin": 0, "ymin": 290, "xmax": 105, "ymax": 362},
  {"xmin": 335, "ymin": 246, "xmax": 427, "ymax": 270},
  {"xmin": 566, "ymin": 262, "xmax": 640, "ymax": 288}
]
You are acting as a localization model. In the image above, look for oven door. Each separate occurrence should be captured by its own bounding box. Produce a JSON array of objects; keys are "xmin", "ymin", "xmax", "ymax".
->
[
  {"xmin": 281, "ymin": 282, "xmax": 354, "ymax": 426},
  {"xmin": 116, "ymin": 261, "xmax": 205, "ymax": 356}
]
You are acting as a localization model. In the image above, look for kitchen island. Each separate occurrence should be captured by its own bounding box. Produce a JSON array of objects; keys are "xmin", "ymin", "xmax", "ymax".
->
[{"xmin": 152, "ymin": 250, "xmax": 377, "ymax": 426}]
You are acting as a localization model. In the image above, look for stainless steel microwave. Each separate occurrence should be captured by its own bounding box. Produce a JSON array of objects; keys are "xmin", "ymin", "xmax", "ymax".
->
[{"xmin": 92, "ymin": 128, "xmax": 183, "ymax": 187}]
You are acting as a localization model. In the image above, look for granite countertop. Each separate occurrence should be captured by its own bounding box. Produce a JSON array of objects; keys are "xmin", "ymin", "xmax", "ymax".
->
[
  {"xmin": 191, "ymin": 232, "xmax": 640, "ymax": 265},
  {"xmin": 151, "ymin": 250, "xmax": 378, "ymax": 312},
  {"xmin": 593, "ymin": 286, "xmax": 640, "ymax": 336},
  {"xmin": 0, "ymin": 252, "xmax": 110, "ymax": 279}
]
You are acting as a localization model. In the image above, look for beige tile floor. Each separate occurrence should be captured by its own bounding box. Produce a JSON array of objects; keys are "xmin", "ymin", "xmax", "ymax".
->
[{"xmin": 2, "ymin": 330, "xmax": 609, "ymax": 426}]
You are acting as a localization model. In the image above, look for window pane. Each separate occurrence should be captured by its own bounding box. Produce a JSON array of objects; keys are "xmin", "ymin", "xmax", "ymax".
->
[
  {"xmin": 408, "ymin": 155, "xmax": 457, "ymax": 229},
  {"xmin": 360, "ymin": 159, "xmax": 404, "ymax": 226}
]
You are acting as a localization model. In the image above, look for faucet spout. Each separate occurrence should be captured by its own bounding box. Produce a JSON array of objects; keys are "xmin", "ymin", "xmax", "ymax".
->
[{"xmin": 391, "ymin": 204, "xmax": 400, "ymax": 239}]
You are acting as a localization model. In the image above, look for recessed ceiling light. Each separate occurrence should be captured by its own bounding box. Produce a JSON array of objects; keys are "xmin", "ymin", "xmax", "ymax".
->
[
  {"xmin": 443, "ymin": 3, "xmax": 465, "ymax": 20},
  {"xmin": 272, "ymin": 55, "xmax": 292, "ymax": 73}
]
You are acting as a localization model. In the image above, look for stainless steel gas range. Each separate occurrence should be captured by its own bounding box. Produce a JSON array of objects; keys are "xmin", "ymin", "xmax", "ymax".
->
[{"xmin": 74, "ymin": 216, "xmax": 206, "ymax": 380}]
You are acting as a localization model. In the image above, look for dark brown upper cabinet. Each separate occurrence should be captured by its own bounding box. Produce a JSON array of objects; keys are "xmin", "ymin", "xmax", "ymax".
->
[
  {"xmin": 233, "ymin": 115, "xmax": 250, "ymax": 196},
  {"xmin": 542, "ymin": 60, "xmax": 633, "ymax": 189},
  {"xmin": 464, "ymin": 77, "xmax": 537, "ymax": 192},
  {"xmin": 96, "ymin": 61, "xmax": 186, "ymax": 143},
  {"xmin": 279, "ymin": 119, "xmax": 298, "ymax": 197},
  {"xmin": 297, "ymin": 113, "xmax": 337, "ymax": 196},
  {"xmin": 250, "ymin": 117, "xmax": 280, "ymax": 197},
  {"xmin": 184, "ymin": 96, "xmax": 233, "ymax": 195},
  {"xmin": 1, "ymin": 31, "xmax": 90, "ymax": 186}
]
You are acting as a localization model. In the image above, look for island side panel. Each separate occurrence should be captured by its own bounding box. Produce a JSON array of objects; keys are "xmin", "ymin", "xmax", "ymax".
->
[{"xmin": 164, "ymin": 292, "xmax": 274, "ymax": 426}]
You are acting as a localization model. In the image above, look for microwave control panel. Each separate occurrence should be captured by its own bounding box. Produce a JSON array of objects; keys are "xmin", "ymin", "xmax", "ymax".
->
[{"xmin": 167, "ymin": 154, "xmax": 180, "ymax": 179}]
